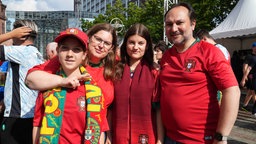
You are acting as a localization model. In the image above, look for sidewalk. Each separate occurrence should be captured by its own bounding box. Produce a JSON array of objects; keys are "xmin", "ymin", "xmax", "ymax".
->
[
  {"xmin": 228, "ymin": 89, "xmax": 256, "ymax": 144},
  {"xmin": 229, "ymin": 110, "xmax": 256, "ymax": 143}
]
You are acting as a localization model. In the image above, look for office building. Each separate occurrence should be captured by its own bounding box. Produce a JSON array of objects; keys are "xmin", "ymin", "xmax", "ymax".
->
[
  {"xmin": 0, "ymin": 0, "xmax": 6, "ymax": 34},
  {"xmin": 82, "ymin": 0, "xmax": 145, "ymax": 13}
]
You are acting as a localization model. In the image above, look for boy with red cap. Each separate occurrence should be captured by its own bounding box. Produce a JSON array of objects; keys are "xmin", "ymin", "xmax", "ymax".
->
[{"xmin": 33, "ymin": 28, "xmax": 105, "ymax": 144}]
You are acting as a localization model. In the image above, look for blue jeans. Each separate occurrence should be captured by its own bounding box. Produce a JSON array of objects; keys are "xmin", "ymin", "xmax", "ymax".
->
[{"xmin": 164, "ymin": 136, "xmax": 180, "ymax": 144}]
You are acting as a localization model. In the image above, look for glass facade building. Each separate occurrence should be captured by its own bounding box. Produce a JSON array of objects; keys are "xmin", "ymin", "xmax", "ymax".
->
[{"xmin": 6, "ymin": 11, "xmax": 98, "ymax": 57}]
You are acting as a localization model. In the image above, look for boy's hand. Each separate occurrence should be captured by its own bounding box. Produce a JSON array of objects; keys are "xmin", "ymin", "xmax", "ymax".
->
[
  {"xmin": 60, "ymin": 73, "xmax": 92, "ymax": 89},
  {"xmin": 79, "ymin": 73, "xmax": 92, "ymax": 81}
]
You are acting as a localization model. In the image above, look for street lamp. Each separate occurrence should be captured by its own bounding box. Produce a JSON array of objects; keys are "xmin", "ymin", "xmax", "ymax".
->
[
  {"xmin": 110, "ymin": 17, "xmax": 124, "ymax": 34},
  {"xmin": 110, "ymin": 17, "xmax": 124, "ymax": 46}
]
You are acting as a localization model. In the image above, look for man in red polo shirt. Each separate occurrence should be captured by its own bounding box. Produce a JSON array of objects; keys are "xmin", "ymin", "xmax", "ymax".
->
[{"xmin": 160, "ymin": 2, "xmax": 240, "ymax": 144}]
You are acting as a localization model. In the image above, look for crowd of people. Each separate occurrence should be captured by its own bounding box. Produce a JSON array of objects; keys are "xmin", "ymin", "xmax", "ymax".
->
[{"xmin": 1, "ymin": 2, "xmax": 254, "ymax": 144}]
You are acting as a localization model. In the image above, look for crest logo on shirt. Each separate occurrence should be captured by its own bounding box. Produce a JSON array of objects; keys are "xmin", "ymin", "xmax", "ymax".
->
[
  {"xmin": 138, "ymin": 134, "xmax": 148, "ymax": 144},
  {"xmin": 184, "ymin": 59, "xmax": 196, "ymax": 72},
  {"xmin": 77, "ymin": 96, "xmax": 86, "ymax": 111}
]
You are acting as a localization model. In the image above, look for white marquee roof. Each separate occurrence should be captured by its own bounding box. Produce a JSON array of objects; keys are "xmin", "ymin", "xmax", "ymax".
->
[{"xmin": 210, "ymin": 0, "xmax": 256, "ymax": 39}]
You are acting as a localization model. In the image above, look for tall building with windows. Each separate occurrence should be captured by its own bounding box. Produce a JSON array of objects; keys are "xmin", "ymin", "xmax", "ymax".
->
[
  {"xmin": 5, "ymin": 10, "xmax": 99, "ymax": 56},
  {"xmin": 0, "ymin": 0, "xmax": 6, "ymax": 34},
  {"xmin": 82, "ymin": 0, "xmax": 145, "ymax": 14}
]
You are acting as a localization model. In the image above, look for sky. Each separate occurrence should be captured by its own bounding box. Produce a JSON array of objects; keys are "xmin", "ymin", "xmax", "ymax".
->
[{"xmin": 2, "ymin": 0, "xmax": 74, "ymax": 11}]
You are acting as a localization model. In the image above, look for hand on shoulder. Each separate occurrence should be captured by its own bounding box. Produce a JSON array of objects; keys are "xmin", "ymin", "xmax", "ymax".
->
[{"xmin": 60, "ymin": 73, "xmax": 92, "ymax": 89}]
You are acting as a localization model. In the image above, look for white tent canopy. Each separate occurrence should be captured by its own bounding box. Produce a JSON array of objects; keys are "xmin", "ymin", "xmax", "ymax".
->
[{"xmin": 210, "ymin": 0, "xmax": 256, "ymax": 39}]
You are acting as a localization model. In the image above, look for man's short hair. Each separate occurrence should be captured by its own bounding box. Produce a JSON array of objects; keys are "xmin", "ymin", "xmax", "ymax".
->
[
  {"xmin": 196, "ymin": 29, "xmax": 214, "ymax": 40},
  {"xmin": 165, "ymin": 2, "xmax": 196, "ymax": 22},
  {"xmin": 154, "ymin": 40, "xmax": 168, "ymax": 53},
  {"xmin": 13, "ymin": 20, "xmax": 38, "ymax": 39}
]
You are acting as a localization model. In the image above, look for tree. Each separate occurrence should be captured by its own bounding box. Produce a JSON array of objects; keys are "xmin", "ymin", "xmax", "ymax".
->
[
  {"xmin": 140, "ymin": 0, "xmax": 165, "ymax": 43},
  {"xmin": 81, "ymin": 0, "xmax": 164, "ymax": 43},
  {"xmin": 81, "ymin": 0, "xmax": 239, "ymax": 43},
  {"xmin": 125, "ymin": 2, "xmax": 143, "ymax": 30},
  {"xmin": 81, "ymin": 0, "xmax": 127, "ymax": 36},
  {"xmin": 183, "ymin": 0, "xmax": 238, "ymax": 32},
  {"xmin": 81, "ymin": 19, "xmax": 94, "ymax": 32}
]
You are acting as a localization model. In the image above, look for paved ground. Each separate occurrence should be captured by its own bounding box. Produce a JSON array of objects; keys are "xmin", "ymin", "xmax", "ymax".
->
[{"xmin": 228, "ymin": 90, "xmax": 256, "ymax": 144}]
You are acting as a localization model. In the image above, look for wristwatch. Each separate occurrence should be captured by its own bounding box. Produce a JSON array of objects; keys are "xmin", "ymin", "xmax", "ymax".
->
[{"xmin": 214, "ymin": 132, "xmax": 228, "ymax": 141}]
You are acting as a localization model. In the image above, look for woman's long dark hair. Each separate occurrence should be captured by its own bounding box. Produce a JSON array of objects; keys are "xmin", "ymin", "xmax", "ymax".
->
[{"xmin": 115, "ymin": 23, "xmax": 153, "ymax": 80}]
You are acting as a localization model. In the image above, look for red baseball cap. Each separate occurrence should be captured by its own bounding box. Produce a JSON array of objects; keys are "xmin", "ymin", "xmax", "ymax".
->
[{"xmin": 55, "ymin": 28, "xmax": 88, "ymax": 49}]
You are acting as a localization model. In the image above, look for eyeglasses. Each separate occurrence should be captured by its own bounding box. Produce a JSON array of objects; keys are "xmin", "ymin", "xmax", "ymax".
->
[
  {"xmin": 91, "ymin": 35, "xmax": 112, "ymax": 50},
  {"xmin": 59, "ymin": 45, "xmax": 84, "ymax": 53}
]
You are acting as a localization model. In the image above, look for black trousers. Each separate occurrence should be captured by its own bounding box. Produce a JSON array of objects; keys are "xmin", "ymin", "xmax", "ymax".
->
[
  {"xmin": 0, "ymin": 117, "xmax": 33, "ymax": 144},
  {"xmin": 252, "ymin": 101, "xmax": 256, "ymax": 115}
]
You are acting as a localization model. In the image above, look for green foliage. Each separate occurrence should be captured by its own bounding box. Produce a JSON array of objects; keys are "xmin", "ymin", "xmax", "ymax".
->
[
  {"xmin": 182, "ymin": 0, "xmax": 238, "ymax": 32},
  {"xmin": 104, "ymin": 0, "xmax": 126, "ymax": 22},
  {"xmin": 81, "ymin": 19, "xmax": 94, "ymax": 32},
  {"xmin": 81, "ymin": 0, "xmax": 164, "ymax": 43},
  {"xmin": 140, "ymin": 0, "xmax": 165, "ymax": 43},
  {"xmin": 81, "ymin": 0, "xmax": 127, "ymax": 36},
  {"xmin": 126, "ymin": 2, "xmax": 142, "ymax": 30},
  {"xmin": 81, "ymin": 0, "xmax": 239, "ymax": 43},
  {"xmin": 93, "ymin": 14, "xmax": 108, "ymax": 23}
]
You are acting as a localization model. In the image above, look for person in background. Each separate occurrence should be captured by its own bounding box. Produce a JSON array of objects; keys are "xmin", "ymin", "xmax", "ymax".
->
[
  {"xmin": 109, "ymin": 23, "xmax": 164, "ymax": 144},
  {"xmin": 32, "ymin": 28, "xmax": 97, "ymax": 143},
  {"xmin": 0, "ymin": 20, "xmax": 44, "ymax": 144},
  {"xmin": 115, "ymin": 45, "xmax": 121, "ymax": 61},
  {"xmin": 240, "ymin": 46, "xmax": 256, "ymax": 112},
  {"xmin": 196, "ymin": 29, "xmax": 230, "ymax": 61},
  {"xmin": 196, "ymin": 29, "xmax": 231, "ymax": 103},
  {"xmin": 240, "ymin": 42, "xmax": 256, "ymax": 117},
  {"xmin": 0, "ymin": 26, "xmax": 32, "ymax": 43},
  {"xmin": 0, "ymin": 26, "xmax": 32, "ymax": 143},
  {"xmin": 153, "ymin": 48, "xmax": 159, "ymax": 70},
  {"xmin": 153, "ymin": 40, "xmax": 168, "ymax": 70},
  {"xmin": 45, "ymin": 42, "xmax": 57, "ymax": 60},
  {"xmin": 0, "ymin": 61, "xmax": 8, "ymax": 143},
  {"xmin": 231, "ymin": 50, "xmax": 243, "ymax": 83},
  {"xmin": 0, "ymin": 61, "xmax": 8, "ymax": 102},
  {"xmin": 25, "ymin": 23, "xmax": 117, "ymax": 143},
  {"xmin": 161, "ymin": 2, "xmax": 240, "ymax": 144}
]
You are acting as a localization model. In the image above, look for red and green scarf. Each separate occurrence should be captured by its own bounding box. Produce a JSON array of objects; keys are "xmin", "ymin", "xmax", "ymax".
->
[{"xmin": 39, "ymin": 66, "xmax": 104, "ymax": 144}]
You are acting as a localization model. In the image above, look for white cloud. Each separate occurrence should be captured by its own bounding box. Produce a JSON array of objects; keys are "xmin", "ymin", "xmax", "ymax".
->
[{"xmin": 2, "ymin": 0, "xmax": 73, "ymax": 11}]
